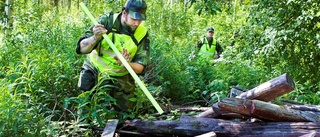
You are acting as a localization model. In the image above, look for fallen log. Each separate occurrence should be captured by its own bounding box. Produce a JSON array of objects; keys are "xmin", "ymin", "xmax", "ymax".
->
[
  {"xmin": 196, "ymin": 73, "xmax": 295, "ymax": 118},
  {"xmin": 101, "ymin": 119, "xmax": 118, "ymax": 137},
  {"xmin": 218, "ymin": 98, "xmax": 320, "ymax": 122},
  {"xmin": 300, "ymin": 131, "xmax": 317, "ymax": 137},
  {"xmin": 289, "ymin": 104, "xmax": 320, "ymax": 112},
  {"xmin": 128, "ymin": 115, "xmax": 320, "ymax": 137},
  {"xmin": 195, "ymin": 104, "xmax": 244, "ymax": 119},
  {"xmin": 174, "ymin": 106, "xmax": 211, "ymax": 112},
  {"xmin": 235, "ymin": 73, "xmax": 295, "ymax": 101},
  {"xmin": 211, "ymin": 103, "xmax": 250, "ymax": 120},
  {"xmin": 227, "ymin": 86, "xmax": 246, "ymax": 98},
  {"xmin": 288, "ymin": 105, "xmax": 320, "ymax": 117}
]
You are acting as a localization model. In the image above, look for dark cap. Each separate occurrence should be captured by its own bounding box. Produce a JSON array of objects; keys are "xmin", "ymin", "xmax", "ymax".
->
[
  {"xmin": 207, "ymin": 27, "xmax": 214, "ymax": 32},
  {"xmin": 124, "ymin": 0, "xmax": 147, "ymax": 20}
]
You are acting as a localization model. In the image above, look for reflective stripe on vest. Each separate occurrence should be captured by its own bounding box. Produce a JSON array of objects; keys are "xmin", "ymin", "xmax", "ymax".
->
[{"xmin": 89, "ymin": 16, "xmax": 147, "ymax": 76}]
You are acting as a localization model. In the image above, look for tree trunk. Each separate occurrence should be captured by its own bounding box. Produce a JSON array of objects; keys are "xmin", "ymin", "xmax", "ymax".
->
[
  {"xmin": 37, "ymin": 0, "xmax": 41, "ymax": 5},
  {"xmin": 67, "ymin": 0, "xmax": 71, "ymax": 11},
  {"xmin": 218, "ymin": 98, "xmax": 320, "ymax": 122},
  {"xmin": 196, "ymin": 73, "xmax": 295, "ymax": 118},
  {"xmin": 127, "ymin": 115, "xmax": 320, "ymax": 137},
  {"xmin": 212, "ymin": 103, "xmax": 250, "ymax": 120},
  {"xmin": 54, "ymin": 0, "xmax": 59, "ymax": 11},
  {"xmin": 289, "ymin": 104, "xmax": 320, "ymax": 112},
  {"xmin": 4, "ymin": 0, "xmax": 13, "ymax": 35},
  {"xmin": 54, "ymin": 0, "xmax": 58, "ymax": 6},
  {"xmin": 236, "ymin": 73, "xmax": 295, "ymax": 101}
]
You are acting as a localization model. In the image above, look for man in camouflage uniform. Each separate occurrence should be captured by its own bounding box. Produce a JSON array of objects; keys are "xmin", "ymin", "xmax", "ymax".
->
[{"xmin": 76, "ymin": 0, "xmax": 150, "ymax": 111}]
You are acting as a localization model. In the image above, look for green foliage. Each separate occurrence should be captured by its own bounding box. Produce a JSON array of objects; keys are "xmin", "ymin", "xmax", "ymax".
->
[
  {"xmin": 0, "ymin": 80, "xmax": 47, "ymax": 136},
  {"xmin": 0, "ymin": 2, "xmax": 88, "ymax": 135},
  {"xmin": 242, "ymin": 0, "xmax": 320, "ymax": 94},
  {"xmin": 192, "ymin": 0, "xmax": 222, "ymax": 16},
  {"xmin": 284, "ymin": 82, "xmax": 320, "ymax": 105},
  {"xmin": 1, "ymin": 0, "xmax": 319, "ymax": 136}
]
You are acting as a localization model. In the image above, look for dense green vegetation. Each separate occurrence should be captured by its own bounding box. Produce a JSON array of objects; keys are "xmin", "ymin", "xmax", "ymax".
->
[{"xmin": 0, "ymin": 0, "xmax": 319, "ymax": 136}]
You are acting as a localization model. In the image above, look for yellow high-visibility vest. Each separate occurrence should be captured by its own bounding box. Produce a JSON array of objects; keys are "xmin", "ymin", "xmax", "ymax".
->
[
  {"xmin": 199, "ymin": 37, "xmax": 217, "ymax": 59},
  {"xmin": 89, "ymin": 14, "xmax": 147, "ymax": 76}
]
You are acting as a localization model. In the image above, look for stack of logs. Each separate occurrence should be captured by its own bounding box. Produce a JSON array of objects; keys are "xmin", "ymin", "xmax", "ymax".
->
[{"xmin": 103, "ymin": 73, "xmax": 320, "ymax": 137}]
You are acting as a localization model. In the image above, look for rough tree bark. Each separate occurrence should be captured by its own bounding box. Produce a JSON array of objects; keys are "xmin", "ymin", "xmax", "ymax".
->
[
  {"xmin": 196, "ymin": 73, "xmax": 295, "ymax": 118},
  {"xmin": 218, "ymin": 98, "xmax": 320, "ymax": 122},
  {"xmin": 4, "ymin": 0, "xmax": 13, "ymax": 35},
  {"xmin": 127, "ymin": 115, "xmax": 320, "ymax": 137},
  {"xmin": 235, "ymin": 73, "xmax": 295, "ymax": 101}
]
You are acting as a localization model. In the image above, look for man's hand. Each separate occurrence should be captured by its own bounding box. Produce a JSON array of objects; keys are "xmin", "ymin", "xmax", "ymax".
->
[
  {"xmin": 114, "ymin": 48, "xmax": 131, "ymax": 66},
  {"xmin": 79, "ymin": 24, "xmax": 107, "ymax": 54},
  {"xmin": 92, "ymin": 24, "xmax": 108, "ymax": 41}
]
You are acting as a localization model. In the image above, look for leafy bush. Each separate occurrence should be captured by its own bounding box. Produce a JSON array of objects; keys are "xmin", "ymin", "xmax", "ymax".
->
[
  {"xmin": 1, "ymin": 0, "xmax": 319, "ymax": 136},
  {"xmin": 0, "ymin": 80, "xmax": 47, "ymax": 136}
]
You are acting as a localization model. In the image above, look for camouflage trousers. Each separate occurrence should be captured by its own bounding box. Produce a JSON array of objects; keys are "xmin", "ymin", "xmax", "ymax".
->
[
  {"xmin": 109, "ymin": 74, "xmax": 136, "ymax": 111},
  {"xmin": 78, "ymin": 61, "xmax": 137, "ymax": 111}
]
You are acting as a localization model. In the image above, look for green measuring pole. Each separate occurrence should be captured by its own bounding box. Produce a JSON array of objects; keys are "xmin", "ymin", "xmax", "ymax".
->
[{"xmin": 79, "ymin": 2, "xmax": 163, "ymax": 114}]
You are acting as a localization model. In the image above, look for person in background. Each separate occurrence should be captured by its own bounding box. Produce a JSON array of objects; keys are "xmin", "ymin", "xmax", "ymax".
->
[
  {"xmin": 229, "ymin": 31, "xmax": 238, "ymax": 47},
  {"xmin": 196, "ymin": 27, "xmax": 223, "ymax": 61},
  {"xmin": 76, "ymin": 0, "xmax": 150, "ymax": 111}
]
